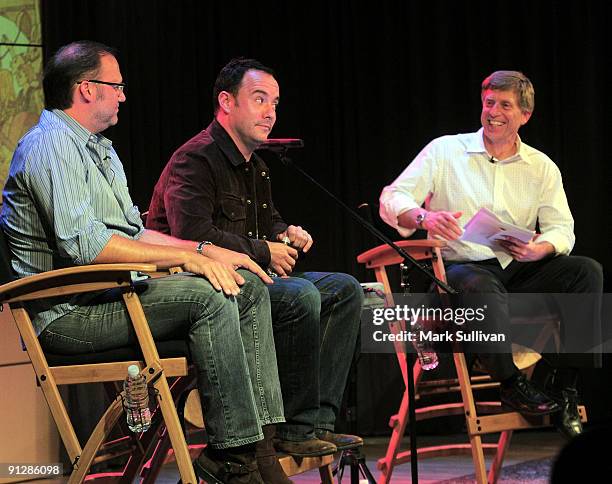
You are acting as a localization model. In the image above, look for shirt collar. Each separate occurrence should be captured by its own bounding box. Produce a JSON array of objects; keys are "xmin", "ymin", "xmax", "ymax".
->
[
  {"xmin": 466, "ymin": 128, "xmax": 531, "ymax": 165},
  {"xmin": 49, "ymin": 109, "xmax": 113, "ymax": 149},
  {"xmin": 208, "ymin": 119, "xmax": 250, "ymax": 167}
]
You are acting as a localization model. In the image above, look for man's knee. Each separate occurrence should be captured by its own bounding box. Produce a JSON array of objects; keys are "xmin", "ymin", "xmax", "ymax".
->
[
  {"xmin": 330, "ymin": 273, "xmax": 364, "ymax": 306},
  {"xmin": 446, "ymin": 264, "xmax": 505, "ymax": 293},
  {"xmin": 294, "ymin": 280, "xmax": 321, "ymax": 315},
  {"xmin": 269, "ymin": 278, "xmax": 321, "ymax": 325},
  {"xmin": 149, "ymin": 274, "xmax": 236, "ymax": 323},
  {"xmin": 564, "ymin": 256, "xmax": 603, "ymax": 291},
  {"xmin": 236, "ymin": 269, "xmax": 269, "ymax": 303},
  {"xmin": 174, "ymin": 274, "xmax": 232, "ymax": 307}
]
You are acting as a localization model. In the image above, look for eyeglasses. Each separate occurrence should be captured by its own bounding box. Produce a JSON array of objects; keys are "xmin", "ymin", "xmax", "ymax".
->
[{"xmin": 77, "ymin": 79, "xmax": 126, "ymax": 92}]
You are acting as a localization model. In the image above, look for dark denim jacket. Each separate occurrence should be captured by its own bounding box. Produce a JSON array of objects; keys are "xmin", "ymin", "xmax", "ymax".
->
[{"xmin": 147, "ymin": 120, "xmax": 287, "ymax": 267}]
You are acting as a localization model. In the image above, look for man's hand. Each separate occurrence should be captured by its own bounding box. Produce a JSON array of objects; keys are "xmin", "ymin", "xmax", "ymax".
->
[
  {"xmin": 182, "ymin": 253, "xmax": 244, "ymax": 296},
  {"xmin": 277, "ymin": 225, "xmax": 313, "ymax": 252},
  {"xmin": 421, "ymin": 211, "xmax": 463, "ymax": 240},
  {"xmin": 497, "ymin": 235, "xmax": 554, "ymax": 262},
  {"xmin": 266, "ymin": 241, "xmax": 298, "ymax": 277},
  {"xmin": 203, "ymin": 244, "xmax": 273, "ymax": 284}
]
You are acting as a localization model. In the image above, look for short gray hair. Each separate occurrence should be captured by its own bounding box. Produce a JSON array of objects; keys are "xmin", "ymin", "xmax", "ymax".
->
[{"xmin": 481, "ymin": 70, "xmax": 534, "ymax": 113}]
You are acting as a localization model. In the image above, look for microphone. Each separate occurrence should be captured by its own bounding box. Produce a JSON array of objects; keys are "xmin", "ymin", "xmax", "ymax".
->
[{"xmin": 258, "ymin": 138, "xmax": 304, "ymax": 152}]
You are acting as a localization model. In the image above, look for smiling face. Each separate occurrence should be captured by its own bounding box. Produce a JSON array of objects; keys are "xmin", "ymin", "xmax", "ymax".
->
[
  {"xmin": 480, "ymin": 88, "xmax": 531, "ymax": 148},
  {"xmin": 219, "ymin": 69, "xmax": 279, "ymax": 158},
  {"xmin": 90, "ymin": 54, "xmax": 126, "ymax": 132}
]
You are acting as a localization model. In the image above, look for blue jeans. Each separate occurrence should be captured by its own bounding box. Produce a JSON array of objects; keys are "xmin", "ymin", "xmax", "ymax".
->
[
  {"xmin": 268, "ymin": 272, "xmax": 363, "ymax": 441},
  {"xmin": 39, "ymin": 270, "xmax": 284, "ymax": 449}
]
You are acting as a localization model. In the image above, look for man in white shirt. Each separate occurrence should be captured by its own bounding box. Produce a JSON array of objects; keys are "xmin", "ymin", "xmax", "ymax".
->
[{"xmin": 380, "ymin": 71, "xmax": 602, "ymax": 438}]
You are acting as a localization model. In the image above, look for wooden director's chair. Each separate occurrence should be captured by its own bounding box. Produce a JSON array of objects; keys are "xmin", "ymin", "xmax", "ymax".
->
[
  {"xmin": 0, "ymin": 228, "xmax": 198, "ymax": 482},
  {"xmin": 0, "ymin": 226, "xmax": 334, "ymax": 483},
  {"xmin": 357, "ymin": 239, "xmax": 586, "ymax": 484}
]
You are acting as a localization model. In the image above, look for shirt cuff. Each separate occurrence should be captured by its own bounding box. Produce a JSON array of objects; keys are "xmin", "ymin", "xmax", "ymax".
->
[
  {"xmin": 535, "ymin": 232, "xmax": 572, "ymax": 256},
  {"xmin": 380, "ymin": 195, "xmax": 420, "ymax": 238},
  {"xmin": 252, "ymin": 239, "xmax": 272, "ymax": 268},
  {"xmin": 75, "ymin": 227, "xmax": 115, "ymax": 264}
]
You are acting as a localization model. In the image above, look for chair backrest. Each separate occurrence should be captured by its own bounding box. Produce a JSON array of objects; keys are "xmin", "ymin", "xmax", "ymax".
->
[
  {"xmin": 357, "ymin": 239, "xmax": 447, "ymax": 298},
  {"xmin": 0, "ymin": 226, "xmax": 16, "ymax": 285}
]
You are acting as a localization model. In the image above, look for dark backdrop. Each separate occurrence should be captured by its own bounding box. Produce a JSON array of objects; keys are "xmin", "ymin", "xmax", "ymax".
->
[{"xmin": 41, "ymin": 0, "xmax": 611, "ymax": 428}]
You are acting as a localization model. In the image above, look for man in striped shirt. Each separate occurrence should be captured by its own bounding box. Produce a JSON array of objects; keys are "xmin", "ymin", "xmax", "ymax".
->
[{"xmin": 1, "ymin": 41, "xmax": 285, "ymax": 484}]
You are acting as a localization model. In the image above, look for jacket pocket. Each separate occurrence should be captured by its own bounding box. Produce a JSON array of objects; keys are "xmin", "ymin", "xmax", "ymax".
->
[{"xmin": 220, "ymin": 193, "xmax": 246, "ymax": 222}]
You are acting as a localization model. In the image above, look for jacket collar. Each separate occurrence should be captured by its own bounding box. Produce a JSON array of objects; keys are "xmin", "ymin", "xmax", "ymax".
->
[{"xmin": 207, "ymin": 119, "xmax": 252, "ymax": 167}]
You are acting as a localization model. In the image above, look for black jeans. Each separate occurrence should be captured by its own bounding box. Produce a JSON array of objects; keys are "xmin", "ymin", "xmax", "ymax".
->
[{"xmin": 445, "ymin": 255, "xmax": 603, "ymax": 380}]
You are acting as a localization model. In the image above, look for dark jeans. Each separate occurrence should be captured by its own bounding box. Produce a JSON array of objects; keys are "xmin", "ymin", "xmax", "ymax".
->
[
  {"xmin": 267, "ymin": 272, "xmax": 363, "ymax": 441},
  {"xmin": 40, "ymin": 270, "xmax": 284, "ymax": 449},
  {"xmin": 445, "ymin": 255, "xmax": 603, "ymax": 380}
]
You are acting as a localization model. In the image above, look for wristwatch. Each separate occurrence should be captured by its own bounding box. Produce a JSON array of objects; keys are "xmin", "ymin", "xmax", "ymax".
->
[
  {"xmin": 415, "ymin": 212, "xmax": 427, "ymax": 229},
  {"xmin": 196, "ymin": 240, "xmax": 213, "ymax": 255}
]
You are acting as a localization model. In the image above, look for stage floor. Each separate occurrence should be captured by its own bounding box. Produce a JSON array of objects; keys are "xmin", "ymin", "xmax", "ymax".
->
[
  {"xmin": 32, "ymin": 429, "xmax": 566, "ymax": 483},
  {"xmin": 168, "ymin": 429, "xmax": 565, "ymax": 483}
]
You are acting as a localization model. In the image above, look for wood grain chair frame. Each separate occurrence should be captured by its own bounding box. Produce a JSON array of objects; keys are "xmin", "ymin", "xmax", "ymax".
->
[
  {"xmin": 0, "ymin": 228, "xmax": 197, "ymax": 483},
  {"xmin": 357, "ymin": 239, "xmax": 586, "ymax": 484}
]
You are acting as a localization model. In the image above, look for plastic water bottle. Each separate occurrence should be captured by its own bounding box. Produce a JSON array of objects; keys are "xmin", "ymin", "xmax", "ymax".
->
[
  {"xmin": 124, "ymin": 364, "xmax": 151, "ymax": 432},
  {"xmin": 412, "ymin": 319, "xmax": 439, "ymax": 371}
]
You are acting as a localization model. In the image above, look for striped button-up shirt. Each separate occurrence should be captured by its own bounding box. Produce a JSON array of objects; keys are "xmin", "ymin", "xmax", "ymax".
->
[
  {"xmin": 379, "ymin": 129, "xmax": 575, "ymax": 268},
  {"xmin": 1, "ymin": 109, "xmax": 144, "ymax": 335}
]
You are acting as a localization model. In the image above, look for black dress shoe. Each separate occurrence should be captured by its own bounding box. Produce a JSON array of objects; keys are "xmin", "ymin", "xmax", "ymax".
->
[
  {"xmin": 553, "ymin": 387, "xmax": 583, "ymax": 440},
  {"xmin": 500, "ymin": 374, "xmax": 561, "ymax": 416},
  {"xmin": 274, "ymin": 437, "xmax": 337, "ymax": 457},
  {"xmin": 315, "ymin": 429, "xmax": 363, "ymax": 451},
  {"xmin": 194, "ymin": 447, "xmax": 264, "ymax": 484}
]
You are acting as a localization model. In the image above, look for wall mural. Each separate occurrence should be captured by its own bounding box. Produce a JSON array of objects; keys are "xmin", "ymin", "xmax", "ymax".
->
[{"xmin": 0, "ymin": 0, "xmax": 43, "ymax": 191}]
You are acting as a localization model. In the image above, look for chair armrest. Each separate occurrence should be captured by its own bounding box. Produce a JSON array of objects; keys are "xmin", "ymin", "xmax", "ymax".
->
[
  {"xmin": 357, "ymin": 240, "xmax": 447, "ymax": 268},
  {"xmin": 0, "ymin": 263, "xmax": 157, "ymax": 304}
]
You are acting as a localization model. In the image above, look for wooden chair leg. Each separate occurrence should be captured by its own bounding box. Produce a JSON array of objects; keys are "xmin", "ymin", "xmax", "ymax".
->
[
  {"xmin": 488, "ymin": 430, "xmax": 512, "ymax": 484},
  {"xmin": 377, "ymin": 355, "xmax": 423, "ymax": 484},
  {"xmin": 153, "ymin": 372, "xmax": 197, "ymax": 483},
  {"xmin": 68, "ymin": 397, "xmax": 124, "ymax": 484},
  {"xmin": 469, "ymin": 434, "xmax": 488, "ymax": 484},
  {"xmin": 454, "ymin": 351, "xmax": 489, "ymax": 484},
  {"xmin": 13, "ymin": 308, "xmax": 83, "ymax": 464},
  {"xmin": 122, "ymin": 293, "xmax": 197, "ymax": 484},
  {"xmin": 319, "ymin": 463, "xmax": 334, "ymax": 484},
  {"xmin": 377, "ymin": 390, "xmax": 407, "ymax": 483},
  {"xmin": 142, "ymin": 376, "xmax": 197, "ymax": 483}
]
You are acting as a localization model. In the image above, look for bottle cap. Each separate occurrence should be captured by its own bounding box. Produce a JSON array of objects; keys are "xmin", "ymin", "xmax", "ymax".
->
[{"xmin": 127, "ymin": 364, "xmax": 140, "ymax": 377}]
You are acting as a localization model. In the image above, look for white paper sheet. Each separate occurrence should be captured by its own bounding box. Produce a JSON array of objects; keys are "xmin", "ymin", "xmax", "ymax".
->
[{"xmin": 460, "ymin": 207, "xmax": 535, "ymax": 249}]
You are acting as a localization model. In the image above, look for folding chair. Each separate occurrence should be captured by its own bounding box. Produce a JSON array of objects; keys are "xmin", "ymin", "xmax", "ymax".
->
[
  {"xmin": 0, "ymin": 228, "xmax": 197, "ymax": 484},
  {"xmin": 357, "ymin": 239, "xmax": 586, "ymax": 484}
]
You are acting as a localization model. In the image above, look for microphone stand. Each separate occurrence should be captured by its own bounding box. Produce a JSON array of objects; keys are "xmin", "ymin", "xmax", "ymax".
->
[
  {"xmin": 272, "ymin": 149, "xmax": 456, "ymax": 293},
  {"xmin": 270, "ymin": 148, "xmax": 457, "ymax": 484}
]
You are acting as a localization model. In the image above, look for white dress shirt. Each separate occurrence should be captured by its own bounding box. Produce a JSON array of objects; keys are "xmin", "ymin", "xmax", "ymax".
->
[{"xmin": 379, "ymin": 128, "xmax": 575, "ymax": 268}]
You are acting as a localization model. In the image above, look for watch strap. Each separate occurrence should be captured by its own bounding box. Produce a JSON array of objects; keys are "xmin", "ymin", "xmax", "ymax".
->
[{"xmin": 196, "ymin": 240, "xmax": 213, "ymax": 255}]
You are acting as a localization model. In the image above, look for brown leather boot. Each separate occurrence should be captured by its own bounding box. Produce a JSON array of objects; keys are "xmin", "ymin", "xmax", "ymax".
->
[
  {"xmin": 194, "ymin": 444, "xmax": 264, "ymax": 483},
  {"xmin": 255, "ymin": 425, "xmax": 294, "ymax": 484}
]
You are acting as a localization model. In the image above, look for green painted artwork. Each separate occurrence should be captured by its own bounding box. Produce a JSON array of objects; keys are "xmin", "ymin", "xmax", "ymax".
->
[{"xmin": 0, "ymin": 0, "xmax": 43, "ymax": 190}]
